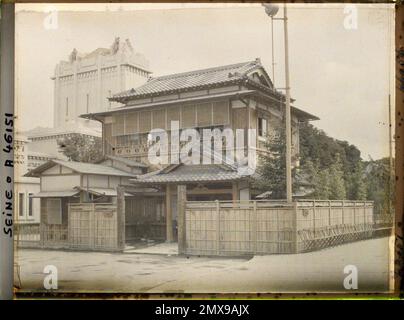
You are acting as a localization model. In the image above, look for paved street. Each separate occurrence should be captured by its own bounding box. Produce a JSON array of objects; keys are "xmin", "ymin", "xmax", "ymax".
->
[{"xmin": 15, "ymin": 237, "xmax": 392, "ymax": 293}]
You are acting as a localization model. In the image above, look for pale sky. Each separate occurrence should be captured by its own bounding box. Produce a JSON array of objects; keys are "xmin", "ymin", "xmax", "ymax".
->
[{"xmin": 15, "ymin": 3, "xmax": 394, "ymax": 160}]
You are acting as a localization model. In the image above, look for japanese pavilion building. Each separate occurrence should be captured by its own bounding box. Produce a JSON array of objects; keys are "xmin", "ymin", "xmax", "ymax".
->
[{"xmin": 80, "ymin": 58, "xmax": 318, "ymax": 241}]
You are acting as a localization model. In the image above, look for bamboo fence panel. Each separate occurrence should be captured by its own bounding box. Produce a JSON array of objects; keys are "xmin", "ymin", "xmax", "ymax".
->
[{"xmin": 184, "ymin": 200, "xmax": 392, "ymax": 256}]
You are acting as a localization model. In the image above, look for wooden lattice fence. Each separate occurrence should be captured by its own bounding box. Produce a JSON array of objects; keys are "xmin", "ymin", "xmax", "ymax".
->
[{"xmin": 184, "ymin": 200, "xmax": 393, "ymax": 256}]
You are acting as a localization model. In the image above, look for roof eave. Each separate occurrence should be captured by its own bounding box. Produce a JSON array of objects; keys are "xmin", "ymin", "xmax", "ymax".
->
[
  {"xmin": 248, "ymin": 89, "xmax": 319, "ymax": 121},
  {"xmin": 109, "ymin": 78, "xmax": 244, "ymax": 104},
  {"xmin": 23, "ymin": 160, "xmax": 58, "ymax": 178},
  {"xmin": 80, "ymin": 89, "xmax": 256, "ymax": 120},
  {"xmin": 129, "ymin": 176, "xmax": 249, "ymax": 185}
]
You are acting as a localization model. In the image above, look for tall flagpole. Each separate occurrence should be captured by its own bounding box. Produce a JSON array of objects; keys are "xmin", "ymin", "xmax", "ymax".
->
[
  {"xmin": 271, "ymin": 17, "xmax": 276, "ymax": 86},
  {"xmin": 263, "ymin": 3, "xmax": 293, "ymax": 202},
  {"xmin": 283, "ymin": 4, "xmax": 293, "ymax": 202}
]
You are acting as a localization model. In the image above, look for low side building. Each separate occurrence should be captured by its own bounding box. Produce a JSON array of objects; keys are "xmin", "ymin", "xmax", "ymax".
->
[
  {"xmin": 24, "ymin": 158, "xmax": 143, "ymax": 247},
  {"xmin": 14, "ymin": 135, "xmax": 55, "ymax": 224}
]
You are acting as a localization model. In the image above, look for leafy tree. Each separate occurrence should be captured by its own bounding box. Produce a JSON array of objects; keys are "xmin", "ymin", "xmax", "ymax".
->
[
  {"xmin": 364, "ymin": 157, "xmax": 394, "ymax": 214},
  {"xmin": 349, "ymin": 161, "xmax": 367, "ymax": 200},
  {"xmin": 57, "ymin": 134, "xmax": 103, "ymax": 163},
  {"xmin": 328, "ymin": 154, "xmax": 346, "ymax": 200}
]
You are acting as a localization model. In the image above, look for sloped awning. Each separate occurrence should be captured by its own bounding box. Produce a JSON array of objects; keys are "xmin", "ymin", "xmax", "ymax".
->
[
  {"xmin": 131, "ymin": 164, "xmax": 251, "ymax": 185},
  {"xmin": 31, "ymin": 190, "xmax": 79, "ymax": 198},
  {"xmin": 74, "ymin": 187, "xmax": 132, "ymax": 196}
]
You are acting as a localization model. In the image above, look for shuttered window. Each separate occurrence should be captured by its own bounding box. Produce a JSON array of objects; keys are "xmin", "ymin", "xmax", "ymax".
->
[
  {"xmin": 212, "ymin": 100, "xmax": 229, "ymax": 125},
  {"xmin": 125, "ymin": 112, "xmax": 138, "ymax": 134},
  {"xmin": 182, "ymin": 105, "xmax": 196, "ymax": 128},
  {"xmin": 167, "ymin": 106, "xmax": 181, "ymax": 129},
  {"xmin": 112, "ymin": 115, "xmax": 125, "ymax": 136},
  {"xmin": 152, "ymin": 109, "xmax": 166, "ymax": 129},
  {"xmin": 196, "ymin": 103, "xmax": 212, "ymax": 127},
  {"xmin": 258, "ymin": 117, "xmax": 268, "ymax": 137},
  {"xmin": 28, "ymin": 194, "xmax": 33, "ymax": 217},
  {"xmin": 139, "ymin": 111, "xmax": 152, "ymax": 132},
  {"xmin": 19, "ymin": 193, "xmax": 24, "ymax": 217}
]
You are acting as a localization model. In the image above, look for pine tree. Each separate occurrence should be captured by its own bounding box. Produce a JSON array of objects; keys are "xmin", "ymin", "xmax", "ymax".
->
[
  {"xmin": 316, "ymin": 168, "xmax": 331, "ymax": 199},
  {"xmin": 254, "ymin": 127, "xmax": 287, "ymax": 199},
  {"xmin": 57, "ymin": 135, "xmax": 103, "ymax": 163},
  {"xmin": 295, "ymin": 159, "xmax": 318, "ymax": 198}
]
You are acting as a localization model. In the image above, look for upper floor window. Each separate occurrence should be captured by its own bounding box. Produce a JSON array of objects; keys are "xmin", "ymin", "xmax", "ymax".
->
[
  {"xmin": 19, "ymin": 193, "xmax": 25, "ymax": 217},
  {"xmin": 258, "ymin": 117, "xmax": 267, "ymax": 137},
  {"xmin": 28, "ymin": 193, "xmax": 33, "ymax": 217}
]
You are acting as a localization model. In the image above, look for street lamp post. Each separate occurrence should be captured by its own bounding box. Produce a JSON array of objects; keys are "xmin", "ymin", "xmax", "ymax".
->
[{"xmin": 263, "ymin": 3, "xmax": 293, "ymax": 203}]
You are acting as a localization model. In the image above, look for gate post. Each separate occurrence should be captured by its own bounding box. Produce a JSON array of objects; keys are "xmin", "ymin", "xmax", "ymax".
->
[
  {"xmin": 117, "ymin": 186, "xmax": 126, "ymax": 251},
  {"xmin": 252, "ymin": 201, "xmax": 257, "ymax": 254},
  {"xmin": 216, "ymin": 200, "xmax": 220, "ymax": 255},
  {"xmin": 177, "ymin": 185, "xmax": 187, "ymax": 254},
  {"xmin": 292, "ymin": 201, "xmax": 298, "ymax": 253},
  {"xmin": 165, "ymin": 184, "xmax": 174, "ymax": 242}
]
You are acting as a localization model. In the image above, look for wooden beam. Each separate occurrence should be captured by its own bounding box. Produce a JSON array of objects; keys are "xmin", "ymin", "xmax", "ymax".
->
[
  {"xmin": 187, "ymin": 188, "xmax": 232, "ymax": 195},
  {"xmin": 117, "ymin": 186, "xmax": 126, "ymax": 251},
  {"xmin": 177, "ymin": 185, "xmax": 187, "ymax": 254},
  {"xmin": 165, "ymin": 184, "xmax": 174, "ymax": 242}
]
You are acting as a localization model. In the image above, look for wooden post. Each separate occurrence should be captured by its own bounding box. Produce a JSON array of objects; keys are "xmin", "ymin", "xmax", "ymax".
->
[
  {"xmin": 342, "ymin": 200, "xmax": 345, "ymax": 225},
  {"xmin": 352, "ymin": 200, "xmax": 356, "ymax": 225},
  {"xmin": 40, "ymin": 199, "xmax": 46, "ymax": 248},
  {"xmin": 313, "ymin": 200, "xmax": 316, "ymax": 239},
  {"xmin": 328, "ymin": 200, "xmax": 332, "ymax": 227},
  {"xmin": 177, "ymin": 185, "xmax": 187, "ymax": 254},
  {"xmin": 252, "ymin": 200, "xmax": 257, "ymax": 254},
  {"xmin": 89, "ymin": 203, "xmax": 95, "ymax": 249},
  {"xmin": 117, "ymin": 186, "xmax": 126, "ymax": 251},
  {"xmin": 292, "ymin": 201, "xmax": 298, "ymax": 253},
  {"xmin": 165, "ymin": 184, "xmax": 174, "ymax": 242},
  {"xmin": 216, "ymin": 200, "xmax": 220, "ymax": 255},
  {"xmin": 276, "ymin": 209, "xmax": 280, "ymax": 254},
  {"xmin": 363, "ymin": 202, "xmax": 367, "ymax": 234}
]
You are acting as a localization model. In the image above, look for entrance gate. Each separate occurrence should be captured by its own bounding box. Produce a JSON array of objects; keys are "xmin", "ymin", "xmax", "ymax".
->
[{"xmin": 68, "ymin": 203, "xmax": 119, "ymax": 251}]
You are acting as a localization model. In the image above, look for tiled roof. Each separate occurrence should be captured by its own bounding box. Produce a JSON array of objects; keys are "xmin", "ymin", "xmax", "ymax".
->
[
  {"xmin": 111, "ymin": 59, "xmax": 265, "ymax": 102},
  {"xmin": 132, "ymin": 164, "xmax": 250, "ymax": 184},
  {"xmin": 23, "ymin": 124, "xmax": 101, "ymax": 139},
  {"xmin": 105, "ymin": 155, "xmax": 148, "ymax": 168},
  {"xmin": 25, "ymin": 159, "xmax": 135, "ymax": 177},
  {"xmin": 53, "ymin": 160, "xmax": 135, "ymax": 176}
]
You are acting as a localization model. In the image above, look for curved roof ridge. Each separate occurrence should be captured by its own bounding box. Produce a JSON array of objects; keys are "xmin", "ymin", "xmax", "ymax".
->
[{"xmin": 149, "ymin": 60, "xmax": 258, "ymax": 81}]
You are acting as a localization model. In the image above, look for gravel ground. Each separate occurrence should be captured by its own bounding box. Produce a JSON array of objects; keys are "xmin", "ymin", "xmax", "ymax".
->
[{"xmin": 15, "ymin": 237, "xmax": 392, "ymax": 293}]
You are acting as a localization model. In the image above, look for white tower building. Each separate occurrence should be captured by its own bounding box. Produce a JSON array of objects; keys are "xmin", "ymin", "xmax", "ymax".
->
[
  {"xmin": 24, "ymin": 37, "xmax": 151, "ymax": 158},
  {"xmin": 52, "ymin": 37, "xmax": 151, "ymax": 128}
]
